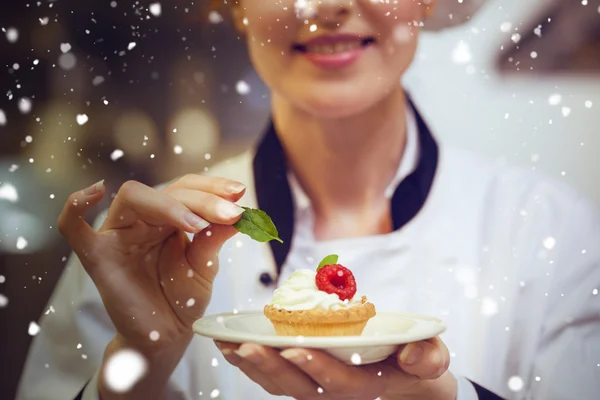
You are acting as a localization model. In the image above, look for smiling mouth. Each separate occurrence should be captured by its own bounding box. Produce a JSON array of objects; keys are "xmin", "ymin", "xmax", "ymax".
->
[{"xmin": 292, "ymin": 37, "xmax": 376, "ymax": 54}]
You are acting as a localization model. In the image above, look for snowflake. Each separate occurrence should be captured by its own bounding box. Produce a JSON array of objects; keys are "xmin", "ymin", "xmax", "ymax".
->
[{"xmin": 103, "ymin": 349, "xmax": 148, "ymax": 393}]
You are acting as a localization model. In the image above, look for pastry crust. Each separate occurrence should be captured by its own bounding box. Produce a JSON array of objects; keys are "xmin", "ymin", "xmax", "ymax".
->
[{"xmin": 264, "ymin": 296, "xmax": 376, "ymax": 336}]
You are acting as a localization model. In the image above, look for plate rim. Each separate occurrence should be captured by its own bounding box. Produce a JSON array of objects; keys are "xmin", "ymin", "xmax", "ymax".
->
[{"xmin": 193, "ymin": 310, "xmax": 447, "ymax": 348}]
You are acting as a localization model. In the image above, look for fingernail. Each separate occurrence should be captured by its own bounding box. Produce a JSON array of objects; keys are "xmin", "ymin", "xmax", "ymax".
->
[
  {"xmin": 400, "ymin": 343, "xmax": 424, "ymax": 365},
  {"xmin": 226, "ymin": 182, "xmax": 246, "ymax": 194},
  {"xmin": 217, "ymin": 201, "xmax": 245, "ymax": 219},
  {"xmin": 235, "ymin": 345, "xmax": 263, "ymax": 364},
  {"xmin": 184, "ymin": 213, "xmax": 210, "ymax": 231},
  {"xmin": 83, "ymin": 179, "xmax": 104, "ymax": 196},
  {"xmin": 280, "ymin": 349, "xmax": 308, "ymax": 365}
]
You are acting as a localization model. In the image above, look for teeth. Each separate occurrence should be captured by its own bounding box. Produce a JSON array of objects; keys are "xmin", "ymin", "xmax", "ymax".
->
[{"xmin": 305, "ymin": 41, "xmax": 363, "ymax": 54}]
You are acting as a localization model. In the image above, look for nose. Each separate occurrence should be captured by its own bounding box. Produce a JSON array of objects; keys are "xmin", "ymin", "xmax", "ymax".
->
[{"xmin": 297, "ymin": 0, "xmax": 352, "ymax": 28}]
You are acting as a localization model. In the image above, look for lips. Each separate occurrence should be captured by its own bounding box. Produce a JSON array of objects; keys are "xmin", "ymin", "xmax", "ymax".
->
[{"xmin": 292, "ymin": 36, "xmax": 376, "ymax": 54}]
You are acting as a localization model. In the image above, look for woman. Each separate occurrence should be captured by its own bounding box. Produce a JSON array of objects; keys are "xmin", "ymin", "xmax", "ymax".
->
[{"xmin": 17, "ymin": 1, "xmax": 600, "ymax": 400}]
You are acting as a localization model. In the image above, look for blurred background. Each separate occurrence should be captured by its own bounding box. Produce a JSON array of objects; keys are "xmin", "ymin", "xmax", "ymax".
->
[{"xmin": 0, "ymin": 0, "xmax": 599, "ymax": 397}]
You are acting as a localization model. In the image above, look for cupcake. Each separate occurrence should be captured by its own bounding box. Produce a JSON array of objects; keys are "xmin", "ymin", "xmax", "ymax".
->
[{"xmin": 264, "ymin": 255, "xmax": 376, "ymax": 336}]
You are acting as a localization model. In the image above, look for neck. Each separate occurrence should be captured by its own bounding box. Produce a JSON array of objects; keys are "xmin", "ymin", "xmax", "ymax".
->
[{"xmin": 271, "ymin": 86, "xmax": 408, "ymax": 236}]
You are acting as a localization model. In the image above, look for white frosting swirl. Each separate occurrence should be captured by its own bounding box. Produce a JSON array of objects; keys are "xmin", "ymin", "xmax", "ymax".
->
[{"xmin": 270, "ymin": 269, "xmax": 363, "ymax": 311}]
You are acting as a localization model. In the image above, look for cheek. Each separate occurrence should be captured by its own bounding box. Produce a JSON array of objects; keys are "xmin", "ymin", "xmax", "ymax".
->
[
  {"xmin": 242, "ymin": 4, "xmax": 297, "ymax": 52},
  {"xmin": 358, "ymin": 0, "xmax": 423, "ymax": 62},
  {"xmin": 359, "ymin": 0, "xmax": 424, "ymax": 31}
]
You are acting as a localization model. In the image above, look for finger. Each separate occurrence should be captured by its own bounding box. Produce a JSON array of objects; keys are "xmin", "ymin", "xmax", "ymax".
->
[
  {"xmin": 232, "ymin": 344, "xmax": 321, "ymax": 399},
  {"xmin": 280, "ymin": 348, "xmax": 384, "ymax": 398},
  {"xmin": 167, "ymin": 174, "xmax": 246, "ymax": 201},
  {"xmin": 57, "ymin": 180, "xmax": 105, "ymax": 251},
  {"xmin": 102, "ymin": 180, "xmax": 210, "ymax": 232},
  {"xmin": 215, "ymin": 343, "xmax": 284, "ymax": 396},
  {"xmin": 397, "ymin": 337, "xmax": 450, "ymax": 380},
  {"xmin": 167, "ymin": 188, "xmax": 245, "ymax": 225},
  {"xmin": 186, "ymin": 225, "xmax": 238, "ymax": 272}
]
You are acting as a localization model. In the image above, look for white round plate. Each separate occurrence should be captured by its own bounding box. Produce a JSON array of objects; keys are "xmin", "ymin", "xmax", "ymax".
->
[{"xmin": 193, "ymin": 311, "xmax": 446, "ymax": 365}]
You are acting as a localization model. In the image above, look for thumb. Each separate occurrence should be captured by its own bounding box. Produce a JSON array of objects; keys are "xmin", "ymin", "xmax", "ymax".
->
[
  {"xmin": 396, "ymin": 338, "xmax": 450, "ymax": 380},
  {"xmin": 57, "ymin": 180, "xmax": 105, "ymax": 254},
  {"xmin": 186, "ymin": 224, "xmax": 239, "ymax": 274}
]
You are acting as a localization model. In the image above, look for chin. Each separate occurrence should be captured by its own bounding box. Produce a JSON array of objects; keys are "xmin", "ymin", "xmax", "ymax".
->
[{"xmin": 293, "ymin": 83, "xmax": 391, "ymax": 120}]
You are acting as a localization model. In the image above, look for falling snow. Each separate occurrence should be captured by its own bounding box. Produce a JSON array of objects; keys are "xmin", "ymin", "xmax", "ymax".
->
[
  {"xmin": 548, "ymin": 94, "xmax": 562, "ymax": 106},
  {"xmin": 500, "ymin": 22, "xmax": 512, "ymax": 32},
  {"xmin": 6, "ymin": 27, "xmax": 19, "ymax": 43},
  {"xmin": 59, "ymin": 53, "xmax": 77, "ymax": 70},
  {"xmin": 543, "ymin": 237, "xmax": 556, "ymax": 250},
  {"xmin": 92, "ymin": 76, "xmax": 105, "ymax": 86},
  {"xmin": 111, "ymin": 149, "xmax": 125, "ymax": 161},
  {"xmin": 481, "ymin": 297, "xmax": 498, "ymax": 316},
  {"xmin": 60, "ymin": 43, "xmax": 72, "ymax": 53},
  {"xmin": 392, "ymin": 24, "xmax": 412, "ymax": 43},
  {"xmin": 0, "ymin": 109, "xmax": 6, "ymax": 125},
  {"xmin": 149, "ymin": 330, "xmax": 160, "ymax": 341},
  {"xmin": 236, "ymin": 81, "xmax": 251, "ymax": 95},
  {"xmin": 28, "ymin": 321, "xmax": 40, "ymax": 336},
  {"xmin": 16, "ymin": 236, "xmax": 28, "ymax": 250},
  {"xmin": 0, "ymin": 294, "xmax": 8, "ymax": 308},
  {"xmin": 18, "ymin": 98, "xmax": 32, "ymax": 114},
  {"xmin": 508, "ymin": 376, "xmax": 524, "ymax": 392},
  {"xmin": 0, "ymin": 183, "xmax": 18, "ymax": 202},
  {"xmin": 76, "ymin": 114, "xmax": 89, "ymax": 125},
  {"xmin": 209, "ymin": 11, "xmax": 223, "ymax": 24},
  {"xmin": 103, "ymin": 349, "xmax": 148, "ymax": 393},
  {"xmin": 210, "ymin": 389, "xmax": 220, "ymax": 399},
  {"xmin": 149, "ymin": 3, "xmax": 162, "ymax": 17},
  {"xmin": 452, "ymin": 40, "xmax": 472, "ymax": 64},
  {"xmin": 350, "ymin": 353, "xmax": 362, "ymax": 365}
]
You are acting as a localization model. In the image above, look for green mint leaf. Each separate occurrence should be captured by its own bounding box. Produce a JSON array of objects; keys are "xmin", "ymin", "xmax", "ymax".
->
[
  {"xmin": 233, "ymin": 207, "xmax": 283, "ymax": 243},
  {"xmin": 317, "ymin": 254, "xmax": 339, "ymax": 271}
]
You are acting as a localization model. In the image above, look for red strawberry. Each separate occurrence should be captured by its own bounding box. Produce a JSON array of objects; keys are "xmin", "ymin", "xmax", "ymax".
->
[{"xmin": 315, "ymin": 264, "xmax": 357, "ymax": 301}]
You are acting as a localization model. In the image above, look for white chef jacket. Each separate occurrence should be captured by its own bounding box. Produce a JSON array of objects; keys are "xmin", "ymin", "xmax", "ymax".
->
[{"xmin": 16, "ymin": 101, "xmax": 600, "ymax": 400}]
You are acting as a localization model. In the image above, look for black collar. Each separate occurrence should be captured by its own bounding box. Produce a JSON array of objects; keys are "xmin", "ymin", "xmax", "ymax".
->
[{"xmin": 253, "ymin": 97, "xmax": 439, "ymax": 278}]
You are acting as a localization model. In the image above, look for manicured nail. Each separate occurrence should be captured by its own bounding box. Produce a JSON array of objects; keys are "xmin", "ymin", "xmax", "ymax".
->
[
  {"xmin": 217, "ymin": 201, "xmax": 245, "ymax": 219},
  {"xmin": 184, "ymin": 213, "xmax": 210, "ymax": 231},
  {"xmin": 83, "ymin": 179, "xmax": 104, "ymax": 196},
  {"xmin": 400, "ymin": 343, "xmax": 424, "ymax": 365},
  {"xmin": 235, "ymin": 345, "xmax": 263, "ymax": 364},
  {"xmin": 280, "ymin": 349, "xmax": 308, "ymax": 365},
  {"xmin": 226, "ymin": 182, "xmax": 246, "ymax": 194}
]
